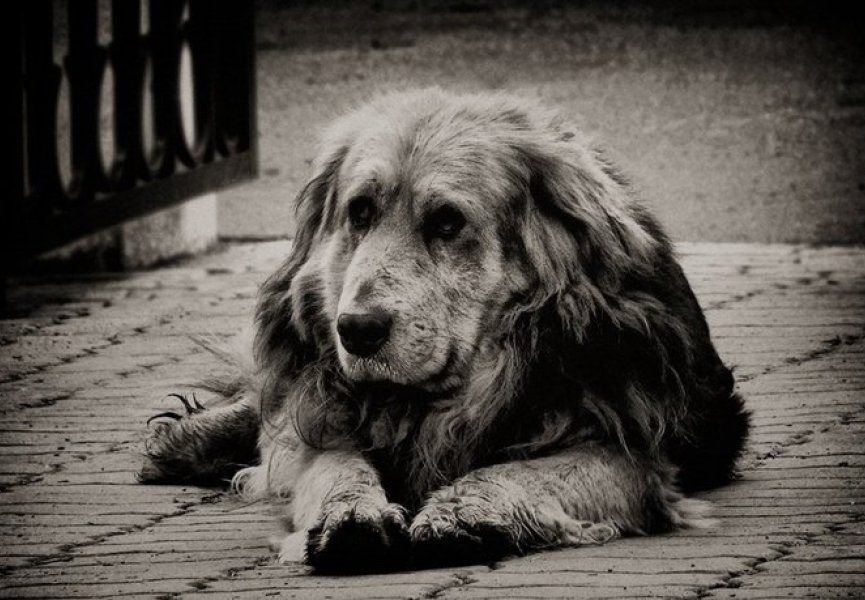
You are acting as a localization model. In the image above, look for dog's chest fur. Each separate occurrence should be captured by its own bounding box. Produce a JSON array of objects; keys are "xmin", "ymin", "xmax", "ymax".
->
[{"xmin": 340, "ymin": 383, "xmax": 586, "ymax": 509}]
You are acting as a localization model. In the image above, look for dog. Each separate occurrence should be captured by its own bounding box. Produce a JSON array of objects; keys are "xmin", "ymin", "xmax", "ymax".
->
[{"xmin": 139, "ymin": 88, "xmax": 749, "ymax": 573}]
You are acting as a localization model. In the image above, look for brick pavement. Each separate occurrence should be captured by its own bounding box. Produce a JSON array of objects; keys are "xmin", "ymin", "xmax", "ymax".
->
[{"xmin": 1, "ymin": 241, "xmax": 863, "ymax": 599}]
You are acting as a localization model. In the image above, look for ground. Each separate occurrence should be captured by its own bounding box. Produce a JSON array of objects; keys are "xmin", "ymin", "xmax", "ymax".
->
[
  {"xmin": 220, "ymin": 3, "xmax": 865, "ymax": 244},
  {"xmin": 2, "ymin": 241, "xmax": 864, "ymax": 599},
  {"xmin": 4, "ymin": 3, "xmax": 865, "ymax": 597}
]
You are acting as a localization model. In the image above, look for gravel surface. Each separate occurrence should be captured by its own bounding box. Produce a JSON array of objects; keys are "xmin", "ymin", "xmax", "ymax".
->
[{"xmin": 219, "ymin": 3, "xmax": 865, "ymax": 244}]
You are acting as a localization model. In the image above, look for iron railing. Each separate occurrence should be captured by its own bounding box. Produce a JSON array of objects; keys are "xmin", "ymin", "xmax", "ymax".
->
[{"xmin": 7, "ymin": 0, "xmax": 257, "ymax": 267}]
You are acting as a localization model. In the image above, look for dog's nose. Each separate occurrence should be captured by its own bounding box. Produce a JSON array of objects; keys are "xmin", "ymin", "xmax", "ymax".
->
[{"xmin": 337, "ymin": 311, "xmax": 393, "ymax": 357}]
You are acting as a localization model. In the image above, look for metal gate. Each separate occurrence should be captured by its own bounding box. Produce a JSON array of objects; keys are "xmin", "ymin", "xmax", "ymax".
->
[{"xmin": 7, "ymin": 0, "xmax": 258, "ymax": 267}]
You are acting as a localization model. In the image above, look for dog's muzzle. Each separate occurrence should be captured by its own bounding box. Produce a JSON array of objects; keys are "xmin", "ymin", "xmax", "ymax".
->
[{"xmin": 337, "ymin": 311, "xmax": 393, "ymax": 357}]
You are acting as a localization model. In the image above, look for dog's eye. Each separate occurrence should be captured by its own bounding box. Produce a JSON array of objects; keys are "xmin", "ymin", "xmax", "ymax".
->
[
  {"xmin": 347, "ymin": 196, "xmax": 374, "ymax": 230},
  {"xmin": 426, "ymin": 205, "xmax": 466, "ymax": 241}
]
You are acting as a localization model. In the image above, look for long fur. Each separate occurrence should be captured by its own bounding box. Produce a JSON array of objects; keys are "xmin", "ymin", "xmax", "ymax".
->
[
  {"xmin": 141, "ymin": 88, "xmax": 749, "ymax": 570},
  {"xmin": 253, "ymin": 89, "xmax": 747, "ymax": 504}
]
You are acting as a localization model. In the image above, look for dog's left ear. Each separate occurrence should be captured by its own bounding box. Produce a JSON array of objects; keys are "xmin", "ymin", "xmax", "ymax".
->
[
  {"xmin": 510, "ymin": 130, "xmax": 695, "ymax": 453},
  {"xmin": 517, "ymin": 138, "xmax": 660, "ymax": 295}
]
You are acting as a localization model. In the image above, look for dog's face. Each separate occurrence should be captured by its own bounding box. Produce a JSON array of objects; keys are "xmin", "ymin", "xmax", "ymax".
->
[
  {"xmin": 314, "ymin": 110, "xmax": 530, "ymax": 391},
  {"xmin": 281, "ymin": 90, "xmax": 655, "ymax": 395},
  {"xmin": 250, "ymin": 90, "xmax": 737, "ymax": 518}
]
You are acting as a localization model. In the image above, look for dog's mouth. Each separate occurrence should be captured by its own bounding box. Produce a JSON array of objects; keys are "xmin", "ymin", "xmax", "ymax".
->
[
  {"xmin": 418, "ymin": 348, "xmax": 463, "ymax": 393},
  {"xmin": 341, "ymin": 345, "xmax": 463, "ymax": 394},
  {"xmin": 344, "ymin": 355, "xmax": 398, "ymax": 382}
]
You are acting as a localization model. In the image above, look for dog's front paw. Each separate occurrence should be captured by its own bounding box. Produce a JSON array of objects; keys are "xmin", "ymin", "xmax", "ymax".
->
[
  {"xmin": 409, "ymin": 499, "xmax": 518, "ymax": 567},
  {"xmin": 304, "ymin": 500, "xmax": 409, "ymax": 574},
  {"xmin": 138, "ymin": 394, "xmax": 210, "ymax": 483}
]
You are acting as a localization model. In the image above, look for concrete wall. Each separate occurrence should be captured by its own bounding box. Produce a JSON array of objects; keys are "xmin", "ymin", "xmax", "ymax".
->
[{"xmin": 38, "ymin": 193, "xmax": 218, "ymax": 271}]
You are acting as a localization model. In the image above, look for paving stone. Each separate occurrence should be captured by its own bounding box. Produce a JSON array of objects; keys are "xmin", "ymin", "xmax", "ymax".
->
[{"xmin": 2, "ymin": 241, "xmax": 864, "ymax": 599}]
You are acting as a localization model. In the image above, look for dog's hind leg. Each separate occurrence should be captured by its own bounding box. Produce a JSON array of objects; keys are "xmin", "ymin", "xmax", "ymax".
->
[
  {"xmin": 410, "ymin": 441, "xmax": 712, "ymax": 566},
  {"xmin": 139, "ymin": 394, "xmax": 259, "ymax": 485}
]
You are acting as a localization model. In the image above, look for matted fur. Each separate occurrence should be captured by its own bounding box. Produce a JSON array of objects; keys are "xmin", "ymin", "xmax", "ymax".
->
[{"xmin": 140, "ymin": 88, "xmax": 749, "ymax": 572}]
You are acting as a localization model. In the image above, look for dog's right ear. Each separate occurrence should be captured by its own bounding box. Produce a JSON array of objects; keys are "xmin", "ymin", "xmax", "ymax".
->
[
  {"xmin": 289, "ymin": 143, "xmax": 350, "ymax": 270},
  {"xmin": 254, "ymin": 143, "xmax": 349, "ymax": 372}
]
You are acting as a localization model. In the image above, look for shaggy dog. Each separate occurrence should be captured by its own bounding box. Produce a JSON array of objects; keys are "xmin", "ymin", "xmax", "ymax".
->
[{"xmin": 140, "ymin": 88, "xmax": 749, "ymax": 573}]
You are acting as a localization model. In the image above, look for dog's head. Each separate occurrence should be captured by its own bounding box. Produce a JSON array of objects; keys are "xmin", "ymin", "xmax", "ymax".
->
[{"xmin": 258, "ymin": 89, "xmax": 659, "ymax": 398}]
